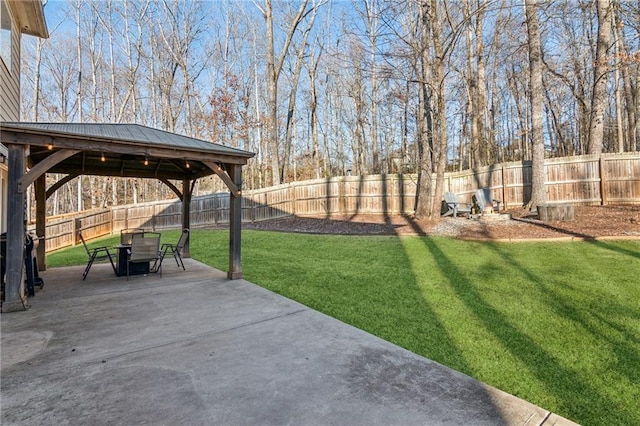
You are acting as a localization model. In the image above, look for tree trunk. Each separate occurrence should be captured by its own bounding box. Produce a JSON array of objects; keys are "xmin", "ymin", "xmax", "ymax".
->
[
  {"xmin": 414, "ymin": 0, "xmax": 434, "ymax": 220},
  {"xmin": 525, "ymin": 0, "xmax": 546, "ymax": 210},
  {"xmin": 431, "ymin": 0, "xmax": 447, "ymax": 217},
  {"xmin": 308, "ymin": 52, "xmax": 321, "ymax": 179},
  {"xmin": 265, "ymin": 0, "xmax": 280, "ymax": 186},
  {"xmin": 106, "ymin": 0, "xmax": 117, "ymax": 121},
  {"xmin": 281, "ymin": 58, "xmax": 302, "ymax": 182},
  {"xmin": 588, "ymin": 0, "xmax": 613, "ymax": 155},
  {"xmin": 465, "ymin": 1, "xmax": 480, "ymax": 169},
  {"xmin": 31, "ymin": 37, "xmax": 43, "ymax": 121},
  {"xmin": 475, "ymin": 1, "xmax": 488, "ymax": 164},
  {"xmin": 75, "ymin": 0, "xmax": 83, "ymax": 122}
]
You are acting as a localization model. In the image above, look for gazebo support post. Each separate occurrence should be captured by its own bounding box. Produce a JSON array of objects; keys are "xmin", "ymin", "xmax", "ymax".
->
[
  {"xmin": 35, "ymin": 174, "xmax": 46, "ymax": 271},
  {"xmin": 2, "ymin": 144, "xmax": 27, "ymax": 312},
  {"xmin": 182, "ymin": 178, "xmax": 191, "ymax": 258},
  {"xmin": 227, "ymin": 164, "xmax": 243, "ymax": 280}
]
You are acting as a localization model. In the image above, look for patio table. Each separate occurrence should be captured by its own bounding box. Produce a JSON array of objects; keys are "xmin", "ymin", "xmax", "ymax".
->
[{"xmin": 115, "ymin": 244, "xmax": 150, "ymax": 277}]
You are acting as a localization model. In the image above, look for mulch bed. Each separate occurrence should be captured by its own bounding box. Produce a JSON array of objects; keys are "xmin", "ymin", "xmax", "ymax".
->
[{"xmin": 237, "ymin": 205, "xmax": 640, "ymax": 240}]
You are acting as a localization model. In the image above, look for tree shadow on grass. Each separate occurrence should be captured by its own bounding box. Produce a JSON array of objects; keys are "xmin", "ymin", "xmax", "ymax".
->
[
  {"xmin": 485, "ymin": 242, "xmax": 640, "ymax": 391},
  {"xmin": 420, "ymin": 237, "xmax": 637, "ymax": 425},
  {"xmin": 590, "ymin": 240, "xmax": 640, "ymax": 260},
  {"xmin": 512, "ymin": 217, "xmax": 640, "ymax": 259}
]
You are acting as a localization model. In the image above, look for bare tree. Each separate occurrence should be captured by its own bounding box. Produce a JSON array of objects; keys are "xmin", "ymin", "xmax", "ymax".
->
[
  {"xmin": 363, "ymin": 0, "xmax": 381, "ymax": 173},
  {"xmin": 256, "ymin": 0, "xmax": 310, "ymax": 186},
  {"xmin": 280, "ymin": 0, "xmax": 325, "ymax": 182},
  {"xmin": 115, "ymin": 0, "xmax": 150, "ymax": 123},
  {"xmin": 463, "ymin": 0, "xmax": 489, "ymax": 168},
  {"xmin": 614, "ymin": 4, "xmax": 639, "ymax": 152}
]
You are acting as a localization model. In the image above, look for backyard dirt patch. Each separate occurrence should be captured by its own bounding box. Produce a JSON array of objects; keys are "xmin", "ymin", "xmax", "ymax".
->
[{"xmin": 240, "ymin": 205, "xmax": 640, "ymax": 240}]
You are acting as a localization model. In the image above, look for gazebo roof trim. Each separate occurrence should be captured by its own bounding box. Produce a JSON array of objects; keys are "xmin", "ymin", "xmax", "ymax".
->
[{"xmin": 0, "ymin": 122, "xmax": 255, "ymax": 158}]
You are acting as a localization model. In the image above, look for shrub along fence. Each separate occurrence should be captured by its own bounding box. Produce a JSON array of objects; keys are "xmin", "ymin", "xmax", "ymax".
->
[{"xmin": 35, "ymin": 153, "xmax": 640, "ymax": 252}]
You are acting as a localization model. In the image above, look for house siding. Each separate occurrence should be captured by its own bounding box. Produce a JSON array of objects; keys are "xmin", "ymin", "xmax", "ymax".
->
[
  {"xmin": 1, "ymin": 0, "xmax": 21, "ymax": 233},
  {"xmin": 0, "ymin": 0, "xmax": 20, "ymax": 122},
  {"xmin": 1, "ymin": 159, "xmax": 7, "ymax": 233}
]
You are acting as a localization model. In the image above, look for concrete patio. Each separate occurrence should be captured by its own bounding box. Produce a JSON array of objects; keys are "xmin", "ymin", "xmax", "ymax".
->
[{"xmin": 1, "ymin": 259, "xmax": 577, "ymax": 425}]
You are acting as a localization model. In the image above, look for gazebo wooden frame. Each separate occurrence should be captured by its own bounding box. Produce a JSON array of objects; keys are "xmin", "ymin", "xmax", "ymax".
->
[{"xmin": 1, "ymin": 122, "xmax": 255, "ymax": 312}]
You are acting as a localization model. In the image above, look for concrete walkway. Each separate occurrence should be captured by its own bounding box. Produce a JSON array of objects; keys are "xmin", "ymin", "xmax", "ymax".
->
[{"xmin": 1, "ymin": 260, "xmax": 578, "ymax": 425}]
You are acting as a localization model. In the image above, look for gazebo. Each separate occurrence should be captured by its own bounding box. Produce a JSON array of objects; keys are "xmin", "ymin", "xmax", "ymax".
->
[{"xmin": 0, "ymin": 122, "xmax": 255, "ymax": 312}]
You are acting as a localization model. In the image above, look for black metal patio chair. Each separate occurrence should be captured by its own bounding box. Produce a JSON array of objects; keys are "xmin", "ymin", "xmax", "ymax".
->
[
  {"xmin": 79, "ymin": 232, "xmax": 116, "ymax": 280},
  {"xmin": 161, "ymin": 229, "xmax": 189, "ymax": 271}
]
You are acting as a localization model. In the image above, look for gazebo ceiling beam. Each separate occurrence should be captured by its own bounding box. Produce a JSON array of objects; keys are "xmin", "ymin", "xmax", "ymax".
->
[{"xmin": 42, "ymin": 166, "xmax": 212, "ymax": 180}]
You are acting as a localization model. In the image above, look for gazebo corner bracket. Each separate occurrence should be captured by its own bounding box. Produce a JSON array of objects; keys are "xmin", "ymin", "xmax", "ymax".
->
[
  {"xmin": 203, "ymin": 161, "xmax": 240, "ymax": 196},
  {"xmin": 18, "ymin": 149, "xmax": 80, "ymax": 193}
]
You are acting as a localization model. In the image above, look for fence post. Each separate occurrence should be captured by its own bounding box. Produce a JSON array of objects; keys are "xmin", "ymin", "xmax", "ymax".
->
[
  {"xmin": 73, "ymin": 218, "xmax": 81, "ymax": 245},
  {"xmin": 599, "ymin": 156, "xmax": 607, "ymax": 205},
  {"xmin": 291, "ymin": 182, "xmax": 297, "ymax": 216},
  {"xmin": 250, "ymin": 192, "xmax": 256, "ymax": 223},
  {"xmin": 389, "ymin": 175, "xmax": 396, "ymax": 214},
  {"xmin": 501, "ymin": 165, "xmax": 507, "ymax": 210},
  {"xmin": 339, "ymin": 177, "xmax": 346, "ymax": 214}
]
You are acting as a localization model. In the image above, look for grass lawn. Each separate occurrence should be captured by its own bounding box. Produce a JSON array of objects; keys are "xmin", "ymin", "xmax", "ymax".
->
[{"xmin": 48, "ymin": 229, "xmax": 640, "ymax": 425}]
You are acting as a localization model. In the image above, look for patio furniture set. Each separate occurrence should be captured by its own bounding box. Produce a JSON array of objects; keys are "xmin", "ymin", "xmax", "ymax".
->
[{"xmin": 79, "ymin": 228, "xmax": 189, "ymax": 281}]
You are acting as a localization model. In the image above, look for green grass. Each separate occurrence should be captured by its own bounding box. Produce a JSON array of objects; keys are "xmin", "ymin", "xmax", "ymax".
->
[{"xmin": 48, "ymin": 230, "xmax": 640, "ymax": 425}]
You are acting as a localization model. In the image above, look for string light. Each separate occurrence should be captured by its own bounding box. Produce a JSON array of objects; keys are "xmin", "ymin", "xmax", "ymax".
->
[
  {"xmin": 101, "ymin": 152, "xmax": 106, "ymax": 162},
  {"xmin": 144, "ymin": 156, "xmax": 149, "ymax": 166},
  {"xmin": 185, "ymin": 160, "xmax": 190, "ymax": 169},
  {"xmin": 47, "ymin": 144, "xmax": 53, "ymax": 150}
]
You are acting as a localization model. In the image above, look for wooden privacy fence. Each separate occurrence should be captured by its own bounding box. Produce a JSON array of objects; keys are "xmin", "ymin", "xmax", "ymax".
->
[
  {"xmin": 444, "ymin": 152, "xmax": 640, "ymax": 207},
  {"xmin": 36, "ymin": 153, "xmax": 640, "ymax": 252}
]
